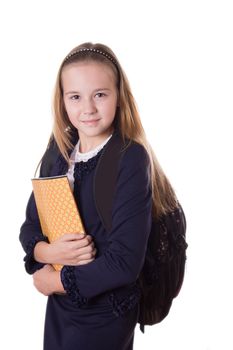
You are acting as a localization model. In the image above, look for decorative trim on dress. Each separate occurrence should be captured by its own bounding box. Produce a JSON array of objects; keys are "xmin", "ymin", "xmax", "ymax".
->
[
  {"xmin": 73, "ymin": 145, "xmax": 106, "ymax": 182},
  {"xmin": 61, "ymin": 266, "xmax": 88, "ymax": 307},
  {"xmin": 108, "ymin": 284, "xmax": 141, "ymax": 317},
  {"xmin": 24, "ymin": 235, "xmax": 48, "ymax": 274}
]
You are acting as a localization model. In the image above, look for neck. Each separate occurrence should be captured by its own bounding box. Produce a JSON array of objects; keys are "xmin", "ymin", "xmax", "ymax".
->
[{"xmin": 78, "ymin": 127, "xmax": 115, "ymax": 153}]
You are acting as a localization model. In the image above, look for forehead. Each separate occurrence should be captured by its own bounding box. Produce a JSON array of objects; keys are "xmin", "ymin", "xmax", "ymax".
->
[{"xmin": 61, "ymin": 61, "xmax": 116, "ymax": 86}]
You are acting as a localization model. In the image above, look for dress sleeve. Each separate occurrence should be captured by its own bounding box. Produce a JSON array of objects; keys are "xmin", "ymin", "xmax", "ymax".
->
[
  {"xmin": 19, "ymin": 145, "xmax": 54, "ymax": 277},
  {"xmin": 19, "ymin": 191, "xmax": 48, "ymax": 274},
  {"xmin": 61, "ymin": 143, "xmax": 153, "ymax": 301}
]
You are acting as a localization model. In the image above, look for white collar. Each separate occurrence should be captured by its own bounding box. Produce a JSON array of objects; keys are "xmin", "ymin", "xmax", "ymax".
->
[{"xmin": 72, "ymin": 134, "xmax": 113, "ymax": 163}]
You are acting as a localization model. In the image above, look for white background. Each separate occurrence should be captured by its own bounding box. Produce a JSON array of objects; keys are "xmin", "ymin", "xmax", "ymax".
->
[{"xmin": 0, "ymin": 1, "xmax": 232, "ymax": 349}]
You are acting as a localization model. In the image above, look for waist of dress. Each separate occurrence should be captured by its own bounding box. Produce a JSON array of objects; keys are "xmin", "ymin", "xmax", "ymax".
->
[{"xmin": 54, "ymin": 281, "xmax": 141, "ymax": 317}]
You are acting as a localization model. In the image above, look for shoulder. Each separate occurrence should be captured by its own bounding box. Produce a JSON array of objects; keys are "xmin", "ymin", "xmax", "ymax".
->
[
  {"xmin": 98, "ymin": 130, "xmax": 150, "ymax": 177},
  {"xmin": 115, "ymin": 140, "xmax": 151, "ymax": 187},
  {"xmin": 120, "ymin": 140, "xmax": 150, "ymax": 170},
  {"xmin": 39, "ymin": 137, "xmax": 61, "ymax": 177}
]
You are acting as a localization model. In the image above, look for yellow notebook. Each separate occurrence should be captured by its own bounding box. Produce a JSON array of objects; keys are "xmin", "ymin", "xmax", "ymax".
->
[{"xmin": 31, "ymin": 175, "xmax": 85, "ymax": 271}]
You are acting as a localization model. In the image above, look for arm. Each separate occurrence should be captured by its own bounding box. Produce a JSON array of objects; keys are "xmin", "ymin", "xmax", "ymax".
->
[
  {"xmin": 61, "ymin": 143, "xmax": 152, "ymax": 301},
  {"xmin": 19, "ymin": 191, "xmax": 48, "ymax": 274},
  {"xmin": 33, "ymin": 265, "xmax": 65, "ymax": 296},
  {"xmin": 34, "ymin": 234, "xmax": 96, "ymax": 266}
]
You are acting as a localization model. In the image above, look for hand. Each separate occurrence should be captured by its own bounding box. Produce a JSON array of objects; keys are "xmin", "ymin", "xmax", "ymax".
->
[
  {"xmin": 34, "ymin": 234, "xmax": 97, "ymax": 266},
  {"xmin": 33, "ymin": 264, "xmax": 65, "ymax": 296}
]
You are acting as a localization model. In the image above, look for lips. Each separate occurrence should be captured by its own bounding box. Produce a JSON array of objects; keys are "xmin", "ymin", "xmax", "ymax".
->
[
  {"xmin": 82, "ymin": 119, "xmax": 100, "ymax": 124},
  {"xmin": 82, "ymin": 119, "xmax": 99, "ymax": 122}
]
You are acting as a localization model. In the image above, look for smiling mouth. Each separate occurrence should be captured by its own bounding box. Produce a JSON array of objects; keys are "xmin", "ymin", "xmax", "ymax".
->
[{"xmin": 82, "ymin": 119, "xmax": 100, "ymax": 124}]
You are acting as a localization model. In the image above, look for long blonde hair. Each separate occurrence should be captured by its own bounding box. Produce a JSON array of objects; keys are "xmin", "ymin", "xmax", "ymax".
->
[{"xmin": 46, "ymin": 42, "xmax": 178, "ymax": 219}]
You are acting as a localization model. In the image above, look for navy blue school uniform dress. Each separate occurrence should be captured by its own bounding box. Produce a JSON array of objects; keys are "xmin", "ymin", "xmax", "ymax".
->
[{"xmin": 19, "ymin": 129, "xmax": 152, "ymax": 350}]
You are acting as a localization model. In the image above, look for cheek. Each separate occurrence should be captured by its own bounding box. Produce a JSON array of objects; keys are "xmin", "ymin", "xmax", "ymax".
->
[
  {"xmin": 63, "ymin": 104, "xmax": 77, "ymax": 125},
  {"xmin": 64, "ymin": 100, "xmax": 79, "ymax": 116}
]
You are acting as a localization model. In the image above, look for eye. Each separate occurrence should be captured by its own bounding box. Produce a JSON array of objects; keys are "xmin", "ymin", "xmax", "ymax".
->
[
  {"xmin": 70, "ymin": 95, "xmax": 80, "ymax": 100},
  {"xmin": 95, "ymin": 92, "xmax": 106, "ymax": 98}
]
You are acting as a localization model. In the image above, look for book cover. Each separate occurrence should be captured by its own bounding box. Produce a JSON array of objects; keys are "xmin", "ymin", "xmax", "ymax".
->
[{"xmin": 31, "ymin": 175, "xmax": 85, "ymax": 271}]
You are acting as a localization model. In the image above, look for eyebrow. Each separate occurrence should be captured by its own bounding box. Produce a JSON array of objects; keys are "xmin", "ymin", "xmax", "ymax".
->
[{"xmin": 64, "ymin": 88, "xmax": 111, "ymax": 95}]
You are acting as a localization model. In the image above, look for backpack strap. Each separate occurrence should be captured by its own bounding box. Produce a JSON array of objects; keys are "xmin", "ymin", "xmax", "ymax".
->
[{"xmin": 94, "ymin": 131, "xmax": 126, "ymax": 232}]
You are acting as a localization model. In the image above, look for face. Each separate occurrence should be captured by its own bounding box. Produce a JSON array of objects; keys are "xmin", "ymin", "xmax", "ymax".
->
[{"xmin": 61, "ymin": 61, "xmax": 118, "ymax": 146}]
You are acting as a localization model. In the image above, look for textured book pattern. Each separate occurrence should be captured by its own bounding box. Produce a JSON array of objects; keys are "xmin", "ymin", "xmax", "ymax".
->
[{"xmin": 32, "ymin": 176, "xmax": 85, "ymax": 271}]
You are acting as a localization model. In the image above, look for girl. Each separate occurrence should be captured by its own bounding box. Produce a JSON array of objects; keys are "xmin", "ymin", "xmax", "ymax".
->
[{"xmin": 19, "ymin": 42, "xmax": 178, "ymax": 350}]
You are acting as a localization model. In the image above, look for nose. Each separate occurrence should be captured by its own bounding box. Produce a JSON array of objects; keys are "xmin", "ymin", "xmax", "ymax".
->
[{"xmin": 82, "ymin": 98, "xmax": 97, "ymax": 115}]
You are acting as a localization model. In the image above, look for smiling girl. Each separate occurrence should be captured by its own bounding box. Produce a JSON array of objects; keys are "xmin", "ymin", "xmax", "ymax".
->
[
  {"xmin": 19, "ymin": 42, "xmax": 178, "ymax": 350},
  {"xmin": 62, "ymin": 60, "xmax": 118, "ymax": 151}
]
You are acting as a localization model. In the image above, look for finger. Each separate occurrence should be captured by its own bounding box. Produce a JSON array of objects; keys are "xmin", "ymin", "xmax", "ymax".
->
[
  {"xmin": 74, "ymin": 248, "xmax": 97, "ymax": 262},
  {"xmin": 43, "ymin": 264, "xmax": 55, "ymax": 271},
  {"xmin": 73, "ymin": 241, "xmax": 95, "ymax": 254},
  {"xmin": 72, "ymin": 236, "xmax": 94, "ymax": 249},
  {"xmin": 76, "ymin": 258, "xmax": 95, "ymax": 266},
  {"xmin": 60, "ymin": 233, "xmax": 85, "ymax": 242}
]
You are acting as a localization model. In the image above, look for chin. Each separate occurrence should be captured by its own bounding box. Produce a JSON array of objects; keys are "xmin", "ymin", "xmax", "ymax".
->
[{"xmin": 78, "ymin": 125, "xmax": 113, "ymax": 138}]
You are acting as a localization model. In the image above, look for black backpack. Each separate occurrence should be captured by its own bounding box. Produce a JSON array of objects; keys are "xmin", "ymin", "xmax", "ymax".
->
[{"xmin": 40, "ymin": 131, "xmax": 188, "ymax": 333}]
